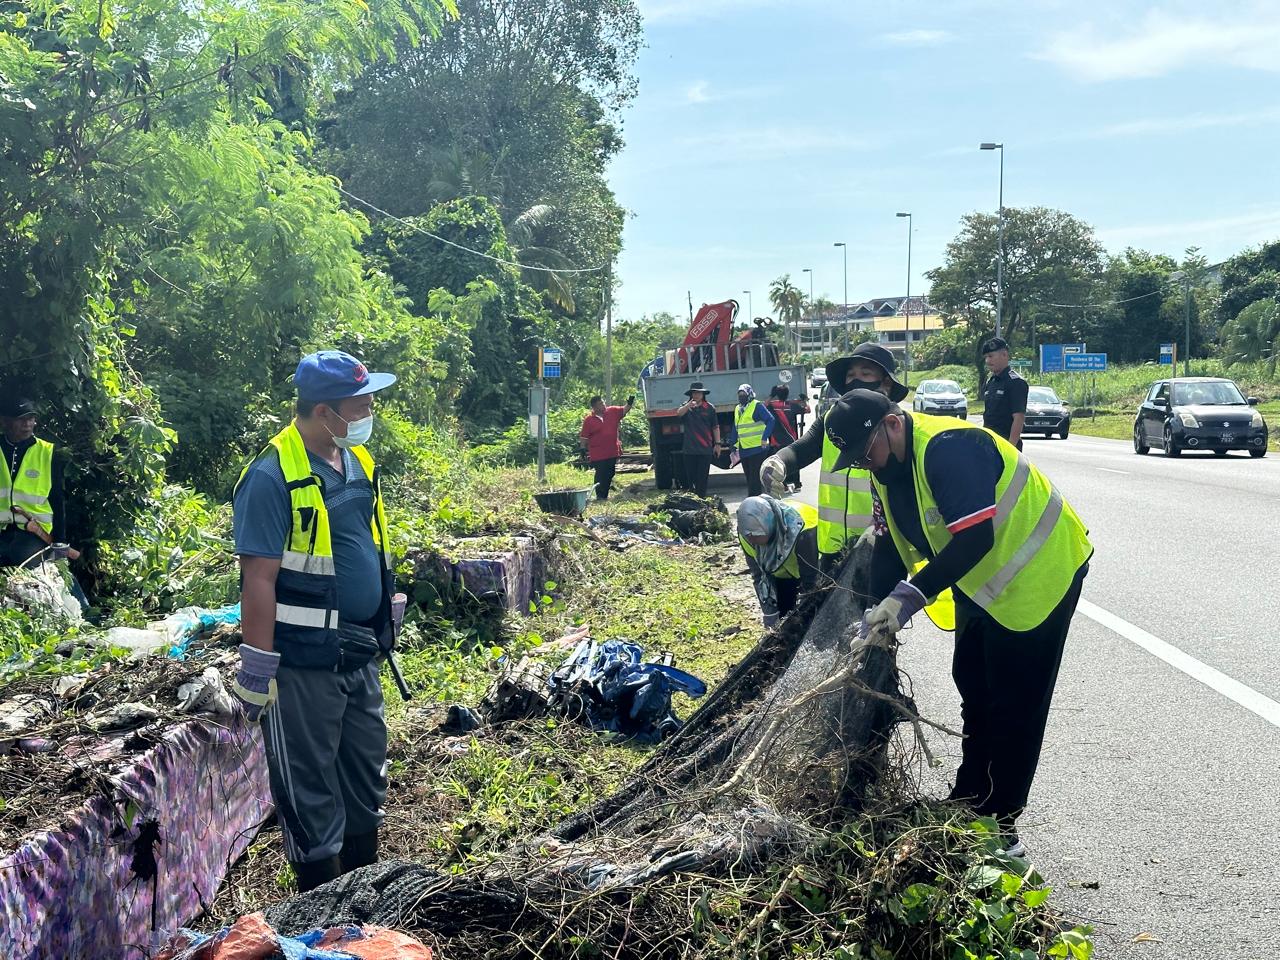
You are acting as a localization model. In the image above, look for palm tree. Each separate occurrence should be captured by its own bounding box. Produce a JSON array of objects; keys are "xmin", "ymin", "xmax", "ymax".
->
[
  {"xmin": 1222, "ymin": 298, "xmax": 1280, "ymax": 373},
  {"xmin": 769, "ymin": 274, "xmax": 804, "ymax": 352}
]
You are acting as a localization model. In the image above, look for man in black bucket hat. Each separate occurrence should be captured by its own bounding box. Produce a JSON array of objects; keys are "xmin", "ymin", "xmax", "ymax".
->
[
  {"xmin": 676, "ymin": 381, "xmax": 722, "ymax": 497},
  {"xmin": 825, "ymin": 388, "xmax": 1092, "ymax": 859},
  {"xmin": 759, "ymin": 342, "xmax": 909, "ymax": 572}
]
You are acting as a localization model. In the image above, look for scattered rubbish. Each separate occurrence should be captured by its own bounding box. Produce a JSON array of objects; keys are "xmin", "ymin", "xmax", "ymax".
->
[
  {"xmin": 155, "ymin": 909, "xmax": 434, "ymax": 959},
  {"xmin": 0, "ymin": 695, "xmax": 52, "ymax": 736},
  {"xmin": 1, "ymin": 562, "xmax": 83, "ymax": 624},
  {"xmin": 89, "ymin": 701, "xmax": 160, "ymax": 732},
  {"xmin": 547, "ymin": 637, "xmax": 706, "ymax": 743},
  {"xmin": 477, "ymin": 655, "xmax": 550, "ymax": 724},
  {"xmin": 586, "ymin": 515, "xmax": 680, "ymax": 547},
  {"xmin": 439, "ymin": 704, "xmax": 483, "ymax": 734},
  {"xmin": 1131, "ymin": 932, "xmax": 1163, "ymax": 944},
  {"xmin": 176, "ymin": 668, "xmax": 236, "ymax": 716},
  {"xmin": 93, "ymin": 604, "xmax": 242, "ymax": 659},
  {"xmin": 645, "ymin": 492, "xmax": 732, "ymax": 541}
]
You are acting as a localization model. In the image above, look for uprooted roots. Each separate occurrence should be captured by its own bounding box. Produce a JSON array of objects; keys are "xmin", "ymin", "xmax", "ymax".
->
[{"xmin": 265, "ymin": 539, "xmax": 1079, "ymax": 958}]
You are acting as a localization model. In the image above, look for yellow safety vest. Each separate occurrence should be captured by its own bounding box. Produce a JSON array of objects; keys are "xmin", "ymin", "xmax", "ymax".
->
[
  {"xmin": 235, "ymin": 423, "xmax": 393, "ymax": 667},
  {"xmin": 816, "ymin": 429, "xmax": 873, "ymax": 555},
  {"xmin": 734, "ymin": 400, "xmax": 766, "ymax": 451},
  {"xmin": 877, "ymin": 414, "xmax": 1092, "ymax": 632},
  {"xmin": 1, "ymin": 438, "xmax": 55, "ymax": 534},
  {"xmin": 740, "ymin": 502, "xmax": 818, "ymax": 580}
]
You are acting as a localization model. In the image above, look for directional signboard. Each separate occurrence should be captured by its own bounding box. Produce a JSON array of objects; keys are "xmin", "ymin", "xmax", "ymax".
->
[
  {"xmin": 1064, "ymin": 352, "xmax": 1107, "ymax": 372},
  {"xmin": 541, "ymin": 347, "xmax": 562, "ymax": 379},
  {"xmin": 1040, "ymin": 343, "xmax": 1087, "ymax": 373},
  {"xmin": 1159, "ymin": 342, "xmax": 1175, "ymax": 365}
]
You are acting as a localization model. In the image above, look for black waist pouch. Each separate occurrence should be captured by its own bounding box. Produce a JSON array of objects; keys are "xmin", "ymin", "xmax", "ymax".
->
[{"xmin": 335, "ymin": 622, "xmax": 381, "ymax": 672}]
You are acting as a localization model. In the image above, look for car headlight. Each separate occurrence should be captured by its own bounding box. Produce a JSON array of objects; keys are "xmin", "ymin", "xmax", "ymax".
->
[
  {"xmin": 1253, "ymin": 411, "xmax": 1266, "ymax": 429},
  {"xmin": 1178, "ymin": 412, "xmax": 1199, "ymax": 427}
]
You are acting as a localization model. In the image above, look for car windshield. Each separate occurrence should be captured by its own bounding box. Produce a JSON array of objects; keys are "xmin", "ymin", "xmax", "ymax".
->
[
  {"xmin": 1028, "ymin": 387, "xmax": 1060, "ymax": 404},
  {"xmin": 814, "ymin": 368, "xmax": 825, "ymax": 376},
  {"xmin": 1171, "ymin": 381, "xmax": 1246, "ymax": 406},
  {"xmin": 920, "ymin": 380, "xmax": 960, "ymax": 394}
]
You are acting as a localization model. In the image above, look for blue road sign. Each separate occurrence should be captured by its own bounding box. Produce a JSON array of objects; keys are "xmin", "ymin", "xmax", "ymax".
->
[
  {"xmin": 541, "ymin": 347, "xmax": 562, "ymax": 379},
  {"xmin": 1159, "ymin": 342, "xmax": 1174, "ymax": 364},
  {"xmin": 1039, "ymin": 343, "xmax": 1087, "ymax": 373},
  {"xmin": 1064, "ymin": 352, "xmax": 1107, "ymax": 371}
]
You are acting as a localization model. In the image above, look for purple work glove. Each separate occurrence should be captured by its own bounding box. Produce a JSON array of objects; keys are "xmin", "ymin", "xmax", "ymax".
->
[
  {"xmin": 865, "ymin": 580, "xmax": 927, "ymax": 636},
  {"xmin": 232, "ymin": 644, "xmax": 281, "ymax": 723}
]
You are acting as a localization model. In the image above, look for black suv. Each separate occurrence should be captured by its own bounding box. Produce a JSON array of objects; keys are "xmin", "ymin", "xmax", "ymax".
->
[{"xmin": 1134, "ymin": 377, "xmax": 1268, "ymax": 458}]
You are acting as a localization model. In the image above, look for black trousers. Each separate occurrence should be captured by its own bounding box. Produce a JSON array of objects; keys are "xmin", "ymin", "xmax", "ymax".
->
[
  {"xmin": 590, "ymin": 458, "xmax": 617, "ymax": 500},
  {"xmin": 740, "ymin": 453, "xmax": 764, "ymax": 496},
  {"xmin": 775, "ymin": 577, "xmax": 800, "ymax": 617},
  {"xmin": 683, "ymin": 454, "xmax": 712, "ymax": 497},
  {"xmin": 949, "ymin": 565, "xmax": 1087, "ymax": 826}
]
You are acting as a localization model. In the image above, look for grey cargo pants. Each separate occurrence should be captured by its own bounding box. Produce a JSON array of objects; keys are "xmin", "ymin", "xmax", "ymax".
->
[{"xmin": 261, "ymin": 661, "xmax": 388, "ymax": 863}]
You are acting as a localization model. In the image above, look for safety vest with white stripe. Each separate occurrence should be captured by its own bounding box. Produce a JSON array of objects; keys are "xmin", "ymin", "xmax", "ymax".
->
[
  {"xmin": 816, "ymin": 429, "xmax": 873, "ymax": 556},
  {"xmin": 734, "ymin": 400, "xmax": 766, "ymax": 451},
  {"xmin": 740, "ymin": 502, "xmax": 819, "ymax": 580},
  {"xmin": 878, "ymin": 414, "xmax": 1092, "ymax": 632},
  {"xmin": 235, "ymin": 423, "xmax": 394, "ymax": 669},
  {"xmin": 1, "ymin": 438, "xmax": 55, "ymax": 534}
]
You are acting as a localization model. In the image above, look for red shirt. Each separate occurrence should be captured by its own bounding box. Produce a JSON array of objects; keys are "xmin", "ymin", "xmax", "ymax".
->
[{"xmin": 579, "ymin": 406, "xmax": 627, "ymax": 461}]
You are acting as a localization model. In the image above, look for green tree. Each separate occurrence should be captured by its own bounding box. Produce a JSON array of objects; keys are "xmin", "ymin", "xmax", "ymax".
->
[
  {"xmin": 1216, "ymin": 239, "xmax": 1280, "ymax": 333},
  {"xmin": 927, "ymin": 207, "xmax": 1105, "ymax": 375},
  {"xmin": 769, "ymin": 274, "xmax": 804, "ymax": 350},
  {"xmin": 1222, "ymin": 299, "xmax": 1280, "ymax": 373}
]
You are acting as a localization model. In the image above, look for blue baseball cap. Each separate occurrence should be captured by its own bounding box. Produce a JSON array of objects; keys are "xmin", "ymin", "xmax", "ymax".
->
[{"xmin": 294, "ymin": 350, "xmax": 396, "ymax": 402}]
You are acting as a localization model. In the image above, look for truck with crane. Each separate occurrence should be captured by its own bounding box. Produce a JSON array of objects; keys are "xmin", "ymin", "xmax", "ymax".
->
[{"xmin": 638, "ymin": 299, "xmax": 807, "ymax": 489}]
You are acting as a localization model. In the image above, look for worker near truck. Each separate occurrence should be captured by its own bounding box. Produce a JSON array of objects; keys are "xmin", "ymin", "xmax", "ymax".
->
[
  {"xmin": 232, "ymin": 350, "xmax": 399, "ymax": 892},
  {"xmin": 825, "ymin": 388, "xmax": 1092, "ymax": 857},
  {"xmin": 737, "ymin": 495, "xmax": 819, "ymax": 627},
  {"xmin": 727, "ymin": 384, "xmax": 775, "ymax": 496},
  {"xmin": 759, "ymin": 343, "xmax": 909, "ymax": 572},
  {"xmin": 676, "ymin": 381, "xmax": 721, "ymax": 498},
  {"xmin": 579, "ymin": 395, "xmax": 634, "ymax": 501},
  {"xmin": 766, "ymin": 385, "xmax": 809, "ymax": 491}
]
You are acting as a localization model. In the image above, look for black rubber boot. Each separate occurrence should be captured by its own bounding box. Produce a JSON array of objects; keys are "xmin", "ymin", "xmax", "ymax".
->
[
  {"xmin": 292, "ymin": 855, "xmax": 342, "ymax": 892},
  {"xmin": 340, "ymin": 829, "xmax": 379, "ymax": 874}
]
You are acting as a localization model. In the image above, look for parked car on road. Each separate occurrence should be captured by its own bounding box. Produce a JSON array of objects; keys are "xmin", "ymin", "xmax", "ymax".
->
[
  {"xmin": 810, "ymin": 366, "xmax": 827, "ymax": 388},
  {"xmin": 1025, "ymin": 386, "xmax": 1072, "ymax": 439},
  {"xmin": 912, "ymin": 379, "xmax": 968, "ymax": 418},
  {"xmin": 1133, "ymin": 377, "xmax": 1267, "ymax": 458}
]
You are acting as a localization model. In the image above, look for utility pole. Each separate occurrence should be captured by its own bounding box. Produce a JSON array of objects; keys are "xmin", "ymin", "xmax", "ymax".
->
[
  {"xmin": 1183, "ymin": 274, "xmax": 1192, "ymax": 377},
  {"xmin": 834, "ymin": 242, "xmax": 847, "ymax": 351},
  {"xmin": 604, "ymin": 261, "xmax": 614, "ymax": 404},
  {"xmin": 742, "ymin": 290, "xmax": 752, "ymax": 323},
  {"xmin": 802, "ymin": 267, "xmax": 814, "ymax": 356},
  {"xmin": 896, "ymin": 213, "xmax": 912, "ymax": 383},
  {"xmin": 980, "ymin": 142, "xmax": 1005, "ymax": 338}
]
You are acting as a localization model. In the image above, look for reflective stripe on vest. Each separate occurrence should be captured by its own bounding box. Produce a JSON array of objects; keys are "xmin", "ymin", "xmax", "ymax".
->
[
  {"xmin": 0, "ymin": 439, "xmax": 55, "ymax": 534},
  {"xmin": 740, "ymin": 502, "xmax": 818, "ymax": 580},
  {"xmin": 735, "ymin": 400, "xmax": 766, "ymax": 450},
  {"xmin": 235, "ymin": 423, "xmax": 392, "ymax": 655},
  {"xmin": 816, "ymin": 430, "xmax": 873, "ymax": 554},
  {"xmin": 877, "ymin": 414, "xmax": 1092, "ymax": 632}
]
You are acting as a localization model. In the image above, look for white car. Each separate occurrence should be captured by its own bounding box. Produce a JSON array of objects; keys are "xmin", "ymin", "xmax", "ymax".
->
[{"xmin": 912, "ymin": 379, "xmax": 968, "ymax": 418}]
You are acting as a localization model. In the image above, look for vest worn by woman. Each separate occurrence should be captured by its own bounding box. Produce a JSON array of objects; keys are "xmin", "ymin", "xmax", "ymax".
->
[
  {"xmin": 816, "ymin": 430, "xmax": 873, "ymax": 556},
  {"xmin": 734, "ymin": 400, "xmax": 766, "ymax": 451},
  {"xmin": 878, "ymin": 414, "xmax": 1092, "ymax": 632},
  {"xmin": 1, "ymin": 438, "xmax": 54, "ymax": 534},
  {"xmin": 739, "ymin": 501, "xmax": 819, "ymax": 580},
  {"xmin": 235, "ymin": 423, "xmax": 394, "ymax": 669}
]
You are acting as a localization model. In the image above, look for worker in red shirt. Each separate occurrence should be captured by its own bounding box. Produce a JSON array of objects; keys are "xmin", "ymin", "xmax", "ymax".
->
[{"xmin": 579, "ymin": 395, "xmax": 634, "ymax": 500}]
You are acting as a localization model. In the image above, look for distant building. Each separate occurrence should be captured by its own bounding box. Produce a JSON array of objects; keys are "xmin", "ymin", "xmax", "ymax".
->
[{"xmin": 793, "ymin": 296, "xmax": 952, "ymax": 364}]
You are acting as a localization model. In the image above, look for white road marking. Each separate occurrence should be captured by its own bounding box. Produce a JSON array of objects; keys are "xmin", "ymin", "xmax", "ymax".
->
[
  {"xmin": 1078, "ymin": 599, "xmax": 1280, "ymax": 731},
  {"xmin": 1097, "ymin": 467, "xmax": 1129, "ymax": 475}
]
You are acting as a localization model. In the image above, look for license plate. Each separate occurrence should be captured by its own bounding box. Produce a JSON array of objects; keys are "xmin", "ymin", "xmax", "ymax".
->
[{"xmin": 1220, "ymin": 434, "xmax": 1234, "ymax": 443}]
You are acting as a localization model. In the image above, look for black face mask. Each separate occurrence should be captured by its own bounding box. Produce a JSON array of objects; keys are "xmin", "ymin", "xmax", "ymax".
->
[
  {"xmin": 873, "ymin": 448, "xmax": 910, "ymax": 485},
  {"xmin": 847, "ymin": 375, "xmax": 884, "ymax": 393}
]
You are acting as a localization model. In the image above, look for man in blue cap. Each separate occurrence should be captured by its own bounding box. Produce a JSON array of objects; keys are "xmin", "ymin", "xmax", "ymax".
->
[{"xmin": 232, "ymin": 350, "xmax": 397, "ymax": 892}]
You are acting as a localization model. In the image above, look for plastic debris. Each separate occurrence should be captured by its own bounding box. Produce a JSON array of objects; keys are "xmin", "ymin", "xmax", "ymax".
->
[{"xmin": 176, "ymin": 668, "xmax": 236, "ymax": 716}]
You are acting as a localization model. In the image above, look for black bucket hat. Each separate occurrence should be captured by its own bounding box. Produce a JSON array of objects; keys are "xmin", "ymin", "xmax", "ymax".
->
[
  {"xmin": 825, "ymin": 389, "xmax": 895, "ymax": 472},
  {"xmin": 684, "ymin": 380, "xmax": 710, "ymax": 397},
  {"xmin": 824, "ymin": 343, "xmax": 909, "ymax": 403}
]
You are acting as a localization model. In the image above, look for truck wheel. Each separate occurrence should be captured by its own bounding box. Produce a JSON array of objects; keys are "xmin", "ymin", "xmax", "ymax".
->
[{"xmin": 653, "ymin": 446, "xmax": 673, "ymax": 489}]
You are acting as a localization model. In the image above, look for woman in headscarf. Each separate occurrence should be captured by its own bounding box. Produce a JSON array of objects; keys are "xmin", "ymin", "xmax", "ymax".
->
[
  {"xmin": 730, "ymin": 383, "xmax": 775, "ymax": 496},
  {"xmin": 737, "ymin": 495, "xmax": 820, "ymax": 627}
]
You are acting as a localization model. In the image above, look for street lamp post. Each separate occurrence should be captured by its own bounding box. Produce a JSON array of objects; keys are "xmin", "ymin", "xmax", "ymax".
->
[
  {"xmin": 833, "ymin": 242, "xmax": 847, "ymax": 351},
  {"xmin": 1171, "ymin": 272, "xmax": 1192, "ymax": 376},
  {"xmin": 895, "ymin": 213, "xmax": 912, "ymax": 383},
  {"xmin": 980, "ymin": 142, "xmax": 1005, "ymax": 338},
  {"xmin": 802, "ymin": 267, "xmax": 814, "ymax": 356},
  {"xmin": 742, "ymin": 289, "xmax": 752, "ymax": 324}
]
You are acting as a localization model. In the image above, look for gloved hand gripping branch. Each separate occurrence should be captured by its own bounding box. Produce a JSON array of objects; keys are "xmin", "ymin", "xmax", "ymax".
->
[{"xmin": 864, "ymin": 580, "xmax": 927, "ymax": 636}]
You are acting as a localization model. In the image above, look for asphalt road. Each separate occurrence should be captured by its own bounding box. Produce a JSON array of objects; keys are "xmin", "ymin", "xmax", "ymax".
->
[{"xmin": 717, "ymin": 430, "xmax": 1280, "ymax": 958}]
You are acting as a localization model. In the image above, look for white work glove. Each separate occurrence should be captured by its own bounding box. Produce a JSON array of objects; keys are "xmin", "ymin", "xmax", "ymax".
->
[
  {"xmin": 865, "ymin": 581, "xmax": 927, "ymax": 636},
  {"xmin": 760, "ymin": 454, "xmax": 787, "ymax": 496}
]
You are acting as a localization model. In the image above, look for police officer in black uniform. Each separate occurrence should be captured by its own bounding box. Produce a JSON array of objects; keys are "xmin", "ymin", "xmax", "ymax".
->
[{"xmin": 981, "ymin": 337, "xmax": 1028, "ymax": 450}]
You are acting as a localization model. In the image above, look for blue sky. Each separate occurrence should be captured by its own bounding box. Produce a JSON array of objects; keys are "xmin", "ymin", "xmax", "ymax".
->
[{"xmin": 607, "ymin": 0, "xmax": 1280, "ymax": 322}]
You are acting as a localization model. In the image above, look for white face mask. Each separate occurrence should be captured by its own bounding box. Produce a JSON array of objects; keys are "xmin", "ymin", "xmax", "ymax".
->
[{"xmin": 329, "ymin": 412, "xmax": 374, "ymax": 449}]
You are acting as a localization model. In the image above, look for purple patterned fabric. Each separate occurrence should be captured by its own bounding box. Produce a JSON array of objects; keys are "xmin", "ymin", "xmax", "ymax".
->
[
  {"xmin": 0, "ymin": 716, "xmax": 271, "ymax": 959},
  {"xmin": 417, "ymin": 536, "xmax": 543, "ymax": 617}
]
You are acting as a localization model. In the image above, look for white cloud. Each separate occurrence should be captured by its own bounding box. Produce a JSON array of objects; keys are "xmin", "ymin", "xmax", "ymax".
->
[
  {"xmin": 878, "ymin": 28, "xmax": 953, "ymax": 47},
  {"xmin": 1037, "ymin": 7, "xmax": 1280, "ymax": 82},
  {"xmin": 678, "ymin": 80, "xmax": 776, "ymax": 105},
  {"xmin": 685, "ymin": 81, "xmax": 711, "ymax": 104},
  {"xmin": 677, "ymin": 126, "xmax": 873, "ymax": 161},
  {"xmin": 638, "ymin": 0, "xmax": 783, "ymax": 24},
  {"xmin": 1097, "ymin": 208, "xmax": 1280, "ymax": 247},
  {"xmin": 1085, "ymin": 106, "xmax": 1280, "ymax": 139}
]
